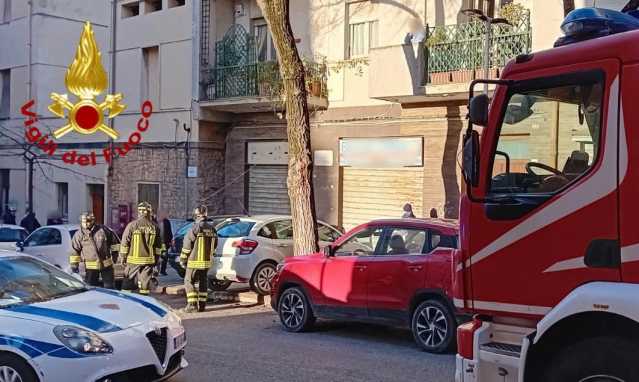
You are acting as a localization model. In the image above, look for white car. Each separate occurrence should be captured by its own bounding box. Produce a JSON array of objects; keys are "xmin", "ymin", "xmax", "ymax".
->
[
  {"xmin": 209, "ymin": 215, "xmax": 342, "ymax": 295},
  {"xmin": 0, "ymin": 224, "xmax": 28, "ymax": 251},
  {"xmin": 0, "ymin": 252, "xmax": 187, "ymax": 381}
]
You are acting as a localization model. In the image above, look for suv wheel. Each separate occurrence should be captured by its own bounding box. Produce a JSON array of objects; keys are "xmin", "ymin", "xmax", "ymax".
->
[
  {"xmin": 251, "ymin": 262, "xmax": 277, "ymax": 295},
  {"xmin": 0, "ymin": 353, "xmax": 38, "ymax": 382},
  {"xmin": 411, "ymin": 299, "xmax": 456, "ymax": 353},
  {"xmin": 208, "ymin": 278, "xmax": 232, "ymax": 291},
  {"xmin": 278, "ymin": 287, "xmax": 315, "ymax": 332}
]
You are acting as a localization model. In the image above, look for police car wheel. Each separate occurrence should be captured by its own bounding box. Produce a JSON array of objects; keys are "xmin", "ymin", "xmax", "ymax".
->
[
  {"xmin": 0, "ymin": 353, "xmax": 38, "ymax": 382},
  {"xmin": 278, "ymin": 287, "xmax": 315, "ymax": 332}
]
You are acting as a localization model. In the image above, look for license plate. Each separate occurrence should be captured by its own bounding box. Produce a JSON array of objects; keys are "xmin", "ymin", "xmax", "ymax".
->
[{"xmin": 173, "ymin": 332, "xmax": 186, "ymax": 349}]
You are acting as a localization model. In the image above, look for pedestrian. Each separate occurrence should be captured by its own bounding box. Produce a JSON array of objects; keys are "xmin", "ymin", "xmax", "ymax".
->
[
  {"xmin": 402, "ymin": 203, "xmax": 416, "ymax": 218},
  {"xmin": 430, "ymin": 208, "xmax": 438, "ymax": 218},
  {"xmin": 119, "ymin": 202, "xmax": 162, "ymax": 295},
  {"xmin": 68, "ymin": 212, "xmax": 117, "ymax": 288},
  {"xmin": 179, "ymin": 205, "xmax": 216, "ymax": 313},
  {"xmin": 160, "ymin": 214, "xmax": 173, "ymax": 276},
  {"xmin": 20, "ymin": 209, "xmax": 41, "ymax": 233},
  {"xmin": 2, "ymin": 206, "xmax": 16, "ymax": 225}
]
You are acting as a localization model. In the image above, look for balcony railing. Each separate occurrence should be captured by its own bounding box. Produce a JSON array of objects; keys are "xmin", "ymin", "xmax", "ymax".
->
[
  {"xmin": 426, "ymin": 11, "xmax": 531, "ymax": 84},
  {"xmin": 200, "ymin": 60, "xmax": 328, "ymax": 101}
]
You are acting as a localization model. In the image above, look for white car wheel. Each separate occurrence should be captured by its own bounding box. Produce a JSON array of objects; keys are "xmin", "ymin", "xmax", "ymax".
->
[{"xmin": 251, "ymin": 262, "xmax": 276, "ymax": 295}]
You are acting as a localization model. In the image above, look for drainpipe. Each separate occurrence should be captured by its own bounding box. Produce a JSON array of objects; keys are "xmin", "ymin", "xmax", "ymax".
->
[
  {"xmin": 26, "ymin": 0, "xmax": 33, "ymax": 214},
  {"xmin": 107, "ymin": 0, "xmax": 117, "ymax": 225}
]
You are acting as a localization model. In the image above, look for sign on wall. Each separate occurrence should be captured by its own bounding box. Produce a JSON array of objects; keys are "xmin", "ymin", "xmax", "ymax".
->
[
  {"xmin": 247, "ymin": 141, "xmax": 289, "ymax": 165},
  {"xmin": 339, "ymin": 137, "xmax": 423, "ymax": 168}
]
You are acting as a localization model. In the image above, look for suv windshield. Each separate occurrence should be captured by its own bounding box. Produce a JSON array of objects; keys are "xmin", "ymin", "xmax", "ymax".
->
[
  {"xmin": 217, "ymin": 220, "xmax": 255, "ymax": 238},
  {"xmin": 0, "ymin": 257, "xmax": 86, "ymax": 308}
]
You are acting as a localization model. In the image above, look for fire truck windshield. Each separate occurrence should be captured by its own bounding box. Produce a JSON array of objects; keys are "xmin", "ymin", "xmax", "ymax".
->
[{"xmin": 489, "ymin": 74, "xmax": 604, "ymax": 196}]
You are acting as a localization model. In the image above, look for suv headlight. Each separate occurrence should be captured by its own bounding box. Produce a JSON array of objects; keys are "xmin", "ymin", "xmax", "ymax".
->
[{"xmin": 53, "ymin": 326, "xmax": 113, "ymax": 355}]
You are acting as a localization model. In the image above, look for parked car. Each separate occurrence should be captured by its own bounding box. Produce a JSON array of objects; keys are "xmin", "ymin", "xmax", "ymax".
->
[
  {"xmin": 14, "ymin": 224, "xmax": 126, "ymax": 285},
  {"xmin": 209, "ymin": 215, "xmax": 343, "ymax": 295},
  {"xmin": 270, "ymin": 218, "xmax": 460, "ymax": 353},
  {"xmin": 0, "ymin": 251, "xmax": 187, "ymax": 381},
  {"xmin": 0, "ymin": 224, "xmax": 28, "ymax": 250}
]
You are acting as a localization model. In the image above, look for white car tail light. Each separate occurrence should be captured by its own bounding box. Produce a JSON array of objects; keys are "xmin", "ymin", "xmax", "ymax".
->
[{"xmin": 232, "ymin": 239, "xmax": 258, "ymax": 255}]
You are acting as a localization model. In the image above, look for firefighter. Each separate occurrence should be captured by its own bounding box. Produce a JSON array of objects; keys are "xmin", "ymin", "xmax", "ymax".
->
[
  {"xmin": 179, "ymin": 205, "xmax": 216, "ymax": 313},
  {"xmin": 119, "ymin": 202, "xmax": 162, "ymax": 295},
  {"xmin": 69, "ymin": 212, "xmax": 117, "ymax": 289}
]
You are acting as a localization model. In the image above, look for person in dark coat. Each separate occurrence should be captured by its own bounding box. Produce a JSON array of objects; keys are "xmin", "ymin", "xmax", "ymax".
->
[
  {"xmin": 20, "ymin": 210, "xmax": 41, "ymax": 233},
  {"xmin": 2, "ymin": 206, "xmax": 16, "ymax": 225},
  {"xmin": 159, "ymin": 215, "xmax": 173, "ymax": 276},
  {"xmin": 402, "ymin": 203, "xmax": 416, "ymax": 219}
]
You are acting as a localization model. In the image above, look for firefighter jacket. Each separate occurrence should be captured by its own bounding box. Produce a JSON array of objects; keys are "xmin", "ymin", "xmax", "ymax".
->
[
  {"xmin": 180, "ymin": 218, "xmax": 217, "ymax": 269},
  {"xmin": 119, "ymin": 217, "xmax": 162, "ymax": 265},
  {"xmin": 69, "ymin": 225, "xmax": 119, "ymax": 270}
]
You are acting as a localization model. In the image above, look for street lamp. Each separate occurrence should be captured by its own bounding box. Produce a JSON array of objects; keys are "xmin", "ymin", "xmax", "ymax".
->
[{"xmin": 461, "ymin": 8, "xmax": 511, "ymax": 94}]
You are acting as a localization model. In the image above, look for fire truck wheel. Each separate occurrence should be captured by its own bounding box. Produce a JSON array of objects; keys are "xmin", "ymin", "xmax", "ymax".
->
[
  {"xmin": 277, "ymin": 287, "xmax": 316, "ymax": 333},
  {"xmin": 411, "ymin": 299, "xmax": 456, "ymax": 353},
  {"xmin": 0, "ymin": 353, "xmax": 38, "ymax": 382},
  {"xmin": 543, "ymin": 336, "xmax": 639, "ymax": 382}
]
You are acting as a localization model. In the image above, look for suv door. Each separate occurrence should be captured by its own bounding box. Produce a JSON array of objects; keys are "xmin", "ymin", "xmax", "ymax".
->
[
  {"xmin": 366, "ymin": 227, "xmax": 430, "ymax": 321},
  {"xmin": 22, "ymin": 228, "xmax": 64, "ymax": 266},
  {"xmin": 318, "ymin": 226, "xmax": 383, "ymax": 317}
]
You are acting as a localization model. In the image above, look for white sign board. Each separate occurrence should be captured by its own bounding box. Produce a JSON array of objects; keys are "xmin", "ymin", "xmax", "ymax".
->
[
  {"xmin": 187, "ymin": 166, "xmax": 198, "ymax": 178},
  {"xmin": 247, "ymin": 141, "xmax": 289, "ymax": 165},
  {"xmin": 314, "ymin": 150, "xmax": 334, "ymax": 166},
  {"xmin": 339, "ymin": 137, "xmax": 423, "ymax": 168}
]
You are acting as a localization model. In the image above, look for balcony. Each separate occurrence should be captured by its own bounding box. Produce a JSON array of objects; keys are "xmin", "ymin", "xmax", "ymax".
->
[
  {"xmin": 199, "ymin": 25, "xmax": 328, "ymax": 113},
  {"xmin": 369, "ymin": 11, "xmax": 531, "ymax": 104}
]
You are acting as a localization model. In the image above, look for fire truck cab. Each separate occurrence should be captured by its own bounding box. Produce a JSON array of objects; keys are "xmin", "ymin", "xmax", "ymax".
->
[{"xmin": 456, "ymin": 7, "xmax": 639, "ymax": 382}]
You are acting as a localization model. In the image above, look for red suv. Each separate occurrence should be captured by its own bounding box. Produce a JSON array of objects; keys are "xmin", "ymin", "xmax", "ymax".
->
[{"xmin": 270, "ymin": 218, "xmax": 460, "ymax": 353}]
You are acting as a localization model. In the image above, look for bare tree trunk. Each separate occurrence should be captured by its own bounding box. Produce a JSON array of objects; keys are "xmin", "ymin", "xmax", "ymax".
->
[
  {"xmin": 563, "ymin": 0, "xmax": 575, "ymax": 16},
  {"xmin": 257, "ymin": 0, "xmax": 319, "ymax": 256}
]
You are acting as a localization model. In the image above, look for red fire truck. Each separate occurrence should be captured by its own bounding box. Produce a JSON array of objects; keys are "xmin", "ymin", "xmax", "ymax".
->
[{"xmin": 455, "ymin": 6, "xmax": 639, "ymax": 382}]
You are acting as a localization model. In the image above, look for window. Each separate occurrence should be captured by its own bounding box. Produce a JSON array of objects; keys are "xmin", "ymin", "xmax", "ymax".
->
[
  {"xmin": 121, "ymin": 1, "xmax": 140, "ymax": 18},
  {"xmin": 318, "ymin": 224, "xmax": 341, "ymax": 242},
  {"xmin": 56, "ymin": 182, "xmax": 68, "ymax": 221},
  {"xmin": 0, "ymin": 228, "xmax": 26, "ymax": 242},
  {"xmin": 258, "ymin": 220, "xmax": 293, "ymax": 240},
  {"xmin": 0, "ymin": 69, "xmax": 9, "ymax": 119},
  {"xmin": 1, "ymin": 0, "xmax": 11, "ymax": 23},
  {"xmin": 461, "ymin": 0, "xmax": 495, "ymax": 19},
  {"xmin": 252, "ymin": 18, "xmax": 276, "ymax": 62},
  {"xmin": 429, "ymin": 230, "xmax": 458, "ymax": 251},
  {"xmin": 144, "ymin": 0, "xmax": 162, "ymax": 13},
  {"xmin": 168, "ymin": 0, "xmax": 185, "ymax": 8},
  {"xmin": 217, "ymin": 220, "xmax": 256, "ymax": 238},
  {"xmin": 489, "ymin": 72, "xmax": 604, "ymax": 196},
  {"xmin": 24, "ymin": 228, "xmax": 61, "ymax": 247},
  {"xmin": 137, "ymin": 183, "xmax": 159, "ymax": 215},
  {"xmin": 334, "ymin": 227, "xmax": 383, "ymax": 257},
  {"xmin": 348, "ymin": 20, "xmax": 379, "ymax": 58},
  {"xmin": 141, "ymin": 46, "xmax": 159, "ymax": 106},
  {"xmin": 382, "ymin": 228, "xmax": 428, "ymax": 255}
]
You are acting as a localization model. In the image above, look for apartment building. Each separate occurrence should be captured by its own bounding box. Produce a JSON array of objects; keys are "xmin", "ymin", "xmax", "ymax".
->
[{"xmin": 0, "ymin": 0, "xmax": 111, "ymax": 225}]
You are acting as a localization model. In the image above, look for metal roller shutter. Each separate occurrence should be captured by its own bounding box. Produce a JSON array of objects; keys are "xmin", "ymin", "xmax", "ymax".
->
[
  {"xmin": 248, "ymin": 165, "xmax": 291, "ymax": 215},
  {"xmin": 342, "ymin": 168, "xmax": 424, "ymax": 229}
]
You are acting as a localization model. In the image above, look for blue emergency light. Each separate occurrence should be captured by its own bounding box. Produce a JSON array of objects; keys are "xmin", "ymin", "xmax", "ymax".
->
[{"xmin": 554, "ymin": 7, "xmax": 639, "ymax": 47}]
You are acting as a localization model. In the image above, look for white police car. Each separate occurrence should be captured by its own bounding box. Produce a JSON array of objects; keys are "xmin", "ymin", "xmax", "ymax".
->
[{"xmin": 0, "ymin": 251, "xmax": 187, "ymax": 382}]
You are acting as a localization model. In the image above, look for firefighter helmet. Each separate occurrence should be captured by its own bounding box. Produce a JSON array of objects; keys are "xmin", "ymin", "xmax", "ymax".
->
[
  {"xmin": 193, "ymin": 205, "xmax": 208, "ymax": 219},
  {"xmin": 80, "ymin": 212, "xmax": 95, "ymax": 230},
  {"xmin": 137, "ymin": 201, "xmax": 152, "ymax": 217}
]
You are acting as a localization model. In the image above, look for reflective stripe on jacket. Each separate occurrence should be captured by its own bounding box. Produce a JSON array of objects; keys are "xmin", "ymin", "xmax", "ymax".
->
[
  {"xmin": 68, "ymin": 225, "xmax": 117, "ymax": 270},
  {"xmin": 180, "ymin": 219, "xmax": 217, "ymax": 269},
  {"xmin": 120, "ymin": 217, "xmax": 161, "ymax": 265}
]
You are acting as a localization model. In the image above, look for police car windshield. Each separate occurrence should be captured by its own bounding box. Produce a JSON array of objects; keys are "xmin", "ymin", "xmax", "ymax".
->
[{"xmin": 0, "ymin": 257, "xmax": 86, "ymax": 308}]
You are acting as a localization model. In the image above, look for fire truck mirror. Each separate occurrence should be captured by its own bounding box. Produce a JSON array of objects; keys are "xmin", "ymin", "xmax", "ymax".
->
[
  {"xmin": 462, "ymin": 130, "xmax": 480, "ymax": 188},
  {"xmin": 468, "ymin": 94, "xmax": 489, "ymax": 126}
]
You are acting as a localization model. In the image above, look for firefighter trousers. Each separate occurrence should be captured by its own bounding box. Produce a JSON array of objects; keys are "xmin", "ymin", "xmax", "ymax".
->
[
  {"xmin": 184, "ymin": 268, "xmax": 208, "ymax": 308},
  {"xmin": 85, "ymin": 267, "xmax": 114, "ymax": 289},
  {"xmin": 122, "ymin": 264, "xmax": 154, "ymax": 295}
]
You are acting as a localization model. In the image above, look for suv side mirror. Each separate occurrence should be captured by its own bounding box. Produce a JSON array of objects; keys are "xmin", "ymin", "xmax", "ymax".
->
[
  {"xmin": 462, "ymin": 130, "xmax": 480, "ymax": 187},
  {"xmin": 468, "ymin": 94, "xmax": 489, "ymax": 126},
  {"xmin": 323, "ymin": 245, "xmax": 335, "ymax": 257}
]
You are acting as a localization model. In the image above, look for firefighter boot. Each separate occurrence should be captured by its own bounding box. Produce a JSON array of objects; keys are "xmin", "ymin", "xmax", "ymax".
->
[{"xmin": 181, "ymin": 303, "xmax": 198, "ymax": 314}]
